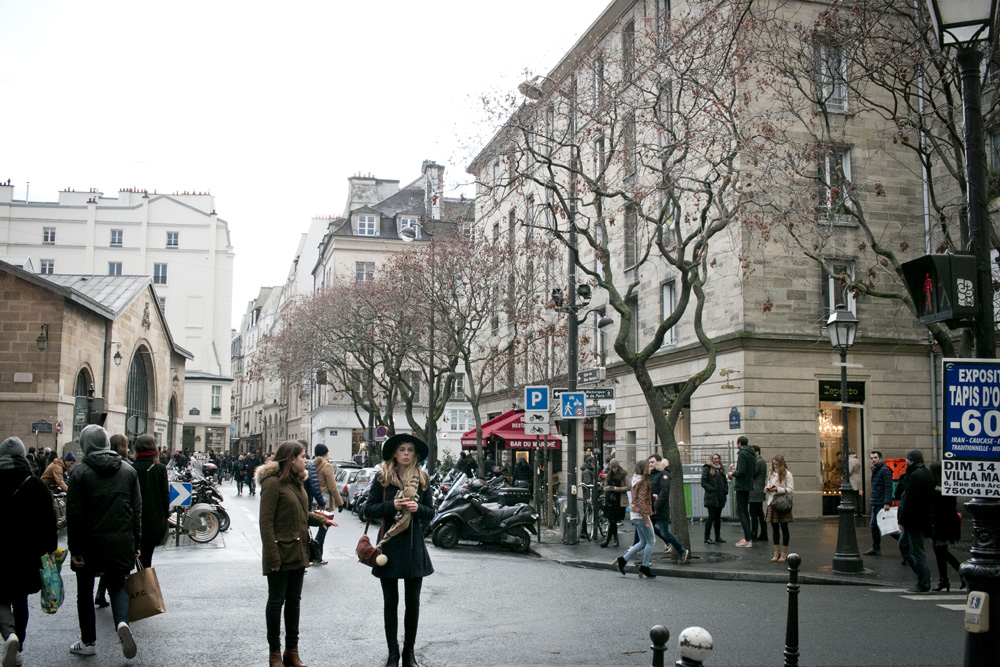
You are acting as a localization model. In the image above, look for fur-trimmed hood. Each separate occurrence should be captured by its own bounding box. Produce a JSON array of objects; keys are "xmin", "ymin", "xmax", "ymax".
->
[
  {"xmin": 255, "ymin": 460, "xmax": 307, "ymax": 485},
  {"xmin": 655, "ymin": 459, "xmax": 669, "ymax": 472}
]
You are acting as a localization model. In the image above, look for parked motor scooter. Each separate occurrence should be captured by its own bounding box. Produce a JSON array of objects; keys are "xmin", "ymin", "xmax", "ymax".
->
[{"xmin": 429, "ymin": 490, "xmax": 537, "ymax": 554}]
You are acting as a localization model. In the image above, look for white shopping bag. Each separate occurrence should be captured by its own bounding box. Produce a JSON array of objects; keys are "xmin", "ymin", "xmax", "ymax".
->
[{"xmin": 876, "ymin": 506, "xmax": 899, "ymax": 536}]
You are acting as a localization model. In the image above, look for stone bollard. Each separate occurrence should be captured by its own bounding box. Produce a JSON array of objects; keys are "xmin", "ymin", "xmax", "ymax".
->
[
  {"xmin": 784, "ymin": 553, "xmax": 801, "ymax": 667},
  {"xmin": 650, "ymin": 625, "xmax": 669, "ymax": 667},
  {"xmin": 676, "ymin": 627, "xmax": 713, "ymax": 666}
]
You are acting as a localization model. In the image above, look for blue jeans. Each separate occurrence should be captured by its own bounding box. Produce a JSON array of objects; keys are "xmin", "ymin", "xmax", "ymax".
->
[
  {"xmin": 76, "ymin": 568, "xmax": 128, "ymax": 644},
  {"xmin": 623, "ymin": 519, "xmax": 655, "ymax": 566},
  {"xmin": 901, "ymin": 530, "xmax": 930, "ymax": 588},
  {"xmin": 654, "ymin": 519, "xmax": 684, "ymax": 553}
]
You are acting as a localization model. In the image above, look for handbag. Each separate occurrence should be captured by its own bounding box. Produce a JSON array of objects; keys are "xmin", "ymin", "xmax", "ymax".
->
[
  {"xmin": 876, "ymin": 506, "xmax": 900, "ymax": 537},
  {"xmin": 771, "ymin": 493, "xmax": 792, "ymax": 514},
  {"xmin": 356, "ymin": 483, "xmax": 386, "ymax": 567},
  {"xmin": 39, "ymin": 548, "xmax": 68, "ymax": 614},
  {"xmin": 308, "ymin": 537, "xmax": 323, "ymax": 562},
  {"xmin": 124, "ymin": 558, "xmax": 166, "ymax": 622}
]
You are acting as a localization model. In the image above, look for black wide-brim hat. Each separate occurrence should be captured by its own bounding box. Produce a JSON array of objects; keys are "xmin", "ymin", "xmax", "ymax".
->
[{"xmin": 382, "ymin": 434, "xmax": 429, "ymax": 462}]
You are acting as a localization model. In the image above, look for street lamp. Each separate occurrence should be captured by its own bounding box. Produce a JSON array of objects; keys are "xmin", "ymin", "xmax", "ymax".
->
[
  {"xmin": 924, "ymin": 2, "xmax": 1000, "ymax": 661},
  {"xmin": 400, "ymin": 222, "xmax": 437, "ymax": 470},
  {"xmin": 826, "ymin": 306, "xmax": 863, "ymax": 574},
  {"xmin": 36, "ymin": 324, "xmax": 48, "ymax": 351}
]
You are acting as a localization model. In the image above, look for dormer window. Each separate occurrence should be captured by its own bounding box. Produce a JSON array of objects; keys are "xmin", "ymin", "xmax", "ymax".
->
[
  {"xmin": 357, "ymin": 214, "xmax": 377, "ymax": 236},
  {"xmin": 399, "ymin": 217, "xmax": 420, "ymax": 239}
]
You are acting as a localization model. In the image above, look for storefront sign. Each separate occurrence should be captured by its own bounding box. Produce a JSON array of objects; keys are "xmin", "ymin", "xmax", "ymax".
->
[
  {"xmin": 942, "ymin": 359, "xmax": 1000, "ymax": 461},
  {"xmin": 817, "ymin": 381, "xmax": 865, "ymax": 403},
  {"xmin": 942, "ymin": 459, "xmax": 1000, "ymax": 498}
]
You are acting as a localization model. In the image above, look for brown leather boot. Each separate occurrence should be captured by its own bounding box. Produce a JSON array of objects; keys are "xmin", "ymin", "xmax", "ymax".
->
[
  {"xmin": 283, "ymin": 648, "xmax": 308, "ymax": 667},
  {"xmin": 269, "ymin": 650, "xmax": 283, "ymax": 667}
]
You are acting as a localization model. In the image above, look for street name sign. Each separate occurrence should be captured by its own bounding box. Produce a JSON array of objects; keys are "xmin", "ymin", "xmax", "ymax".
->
[
  {"xmin": 942, "ymin": 359, "xmax": 1000, "ymax": 497},
  {"xmin": 169, "ymin": 482, "xmax": 193, "ymax": 508},
  {"xmin": 578, "ymin": 368, "xmax": 605, "ymax": 385},
  {"xmin": 31, "ymin": 419, "xmax": 52, "ymax": 434},
  {"xmin": 553, "ymin": 387, "xmax": 615, "ymax": 400}
]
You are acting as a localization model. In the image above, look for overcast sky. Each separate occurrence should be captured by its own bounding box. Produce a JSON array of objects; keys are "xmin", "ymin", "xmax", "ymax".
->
[{"xmin": 0, "ymin": 0, "xmax": 611, "ymax": 328}]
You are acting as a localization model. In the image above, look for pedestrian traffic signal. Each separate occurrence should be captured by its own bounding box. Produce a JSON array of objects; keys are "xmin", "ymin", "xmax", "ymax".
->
[{"xmin": 900, "ymin": 254, "xmax": 978, "ymax": 326}]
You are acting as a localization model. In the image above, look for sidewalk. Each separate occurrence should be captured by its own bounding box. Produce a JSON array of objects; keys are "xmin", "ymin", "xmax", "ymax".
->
[{"xmin": 529, "ymin": 516, "xmax": 973, "ymax": 587}]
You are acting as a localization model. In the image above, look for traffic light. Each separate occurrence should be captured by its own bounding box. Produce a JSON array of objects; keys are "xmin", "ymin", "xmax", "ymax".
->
[{"xmin": 900, "ymin": 254, "xmax": 978, "ymax": 326}]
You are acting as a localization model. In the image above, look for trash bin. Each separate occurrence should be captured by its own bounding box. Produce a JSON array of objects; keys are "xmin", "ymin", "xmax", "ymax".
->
[{"xmin": 684, "ymin": 464, "xmax": 707, "ymax": 519}]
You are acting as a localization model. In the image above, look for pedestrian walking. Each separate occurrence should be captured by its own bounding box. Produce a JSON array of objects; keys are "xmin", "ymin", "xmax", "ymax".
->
[
  {"xmin": 599, "ymin": 458, "xmax": 628, "ymax": 548},
  {"xmin": 928, "ymin": 460, "xmax": 964, "ymax": 592},
  {"xmin": 65, "ymin": 425, "xmax": 141, "ymax": 659},
  {"xmin": 257, "ymin": 441, "xmax": 338, "ymax": 667},
  {"xmin": 235, "ymin": 454, "xmax": 247, "ymax": 495},
  {"xmin": 749, "ymin": 445, "xmax": 768, "ymax": 541},
  {"xmin": 614, "ymin": 460, "xmax": 657, "ymax": 578},
  {"xmin": 898, "ymin": 449, "xmax": 934, "ymax": 593},
  {"xmin": 650, "ymin": 455, "xmax": 689, "ymax": 563},
  {"xmin": 312, "ymin": 444, "xmax": 344, "ymax": 565},
  {"xmin": 133, "ymin": 435, "xmax": 169, "ymax": 568},
  {"xmin": 0, "ymin": 436, "xmax": 58, "ymax": 667},
  {"xmin": 246, "ymin": 451, "xmax": 261, "ymax": 496},
  {"xmin": 701, "ymin": 454, "xmax": 728, "ymax": 544},
  {"xmin": 95, "ymin": 433, "xmax": 132, "ymax": 609},
  {"xmin": 864, "ymin": 450, "xmax": 893, "ymax": 555},
  {"xmin": 40, "ymin": 450, "xmax": 75, "ymax": 492},
  {"xmin": 729, "ymin": 436, "xmax": 756, "ymax": 547},
  {"xmin": 512, "ymin": 457, "xmax": 531, "ymax": 490},
  {"xmin": 765, "ymin": 454, "xmax": 794, "ymax": 562},
  {"xmin": 363, "ymin": 434, "xmax": 435, "ymax": 667}
]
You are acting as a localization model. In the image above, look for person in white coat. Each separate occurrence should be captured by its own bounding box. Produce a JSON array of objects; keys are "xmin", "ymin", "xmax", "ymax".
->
[{"xmin": 765, "ymin": 454, "xmax": 794, "ymax": 563}]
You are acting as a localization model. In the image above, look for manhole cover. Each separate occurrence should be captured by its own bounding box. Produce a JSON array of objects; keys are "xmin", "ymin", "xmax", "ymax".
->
[{"xmin": 689, "ymin": 551, "xmax": 742, "ymax": 564}]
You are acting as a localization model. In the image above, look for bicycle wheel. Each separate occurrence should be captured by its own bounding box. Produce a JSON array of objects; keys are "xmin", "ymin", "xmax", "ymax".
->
[{"xmin": 597, "ymin": 512, "xmax": 608, "ymax": 537}]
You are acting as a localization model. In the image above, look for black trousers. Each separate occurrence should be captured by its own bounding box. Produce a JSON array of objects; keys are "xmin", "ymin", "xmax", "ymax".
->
[
  {"xmin": 265, "ymin": 568, "xmax": 304, "ymax": 652},
  {"xmin": 0, "ymin": 595, "xmax": 28, "ymax": 652},
  {"xmin": 750, "ymin": 501, "xmax": 767, "ymax": 538},
  {"xmin": 704, "ymin": 507, "xmax": 723, "ymax": 540},
  {"xmin": 380, "ymin": 578, "xmax": 423, "ymax": 651}
]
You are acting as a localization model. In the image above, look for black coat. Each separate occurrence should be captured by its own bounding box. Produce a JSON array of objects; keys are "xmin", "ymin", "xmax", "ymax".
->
[
  {"xmin": 931, "ymin": 489, "xmax": 961, "ymax": 542},
  {"xmin": 701, "ymin": 465, "xmax": 728, "ymax": 509},
  {"xmin": 133, "ymin": 456, "xmax": 170, "ymax": 543},
  {"xmin": 869, "ymin": 462, "xmax": 893, "ymax": 507},
  {"xmin": 898, "ymin": 463, "xmax": 934, "ymax": 535},
  {"xmin": 0, "ymin": 458, "xmax": 57, "ymax": 596},
  {"xmin": 650, "ymin": 469, "xmax": 671, "ymax": 520},
  {"xmin": 67, "ymin": 450, "xmax": 142, "ymax": 572},
  {"xmin": 363, "ymin": 471, "xmax": 434, "ymax": 580}
]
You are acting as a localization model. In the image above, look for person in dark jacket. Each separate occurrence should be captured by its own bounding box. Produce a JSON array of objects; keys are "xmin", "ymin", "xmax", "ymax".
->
[
  {"xmin": 650, "ymin": 455, "xmax": 688, "ymax": 563},
  {"xmin": 0, "ymin": 436, "xmax": 58, "ymax": 667},
  {"xmin": 246, "ymin": 450, "xmax": 261, "ymax": 496},
  {"xmin": 133, "ymin": 434, "xmax": 169, "ymax": 568},
  {"xmin": 730, "ymin": 436, "xmax": 756, "ymax": 547},
  {"xmin": 512, "ymin": 457, "xmax": 531, "ymax": 490},
  {"xmin": 363, "ymin": 434, "xmax": 435, "ymax": 667},
  {"xmin": 599, "ymin": 459, "xmax": 628, "ymax": 548},
  {"xmin": 897, "ymin": 449, "xmax": 934, "ymax": 593},
  {"xmin": 66, "ymin": 425, "xmax": 141, "ymax": 659},
  {"xmin": 928, "ymin": 461, "xmax": 964, "ymax": 592},
  {"xmin": 864, "ymin": 450, "xmax": 894, "ymax": 555},
  {"xmin": 258, "ymin": 441, "xmax": 336, "ymax": 667},
  {"xmin": 701, "ymin": 453, "xmax": 728, "ymax": 544},
  {"xmin": 235, "ymin": 454, "xmax": 247, "ymax": 495},
  {"xmin": 749, "ymin": 445, "xmax": 768, "ymax": 541}
]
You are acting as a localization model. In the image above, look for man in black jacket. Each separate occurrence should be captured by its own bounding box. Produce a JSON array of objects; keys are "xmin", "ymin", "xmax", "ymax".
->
[
  {"xmin": 66, "ymin": 425, "xmax": 141, "ymax": 659},
  {"xmin": 864, "ymin": 450, "xmax": 894, "ymax": 555},
  {"xmin": 730, "ymin": 436, "xmax": 756, "ymax": 547},
  {"xmin": 650, "ymin": 454, "xmax": 689, "ymax": 563},
  {"xmin": 897, "ymin": 449, "xmax": 934, "ymax": 593}
]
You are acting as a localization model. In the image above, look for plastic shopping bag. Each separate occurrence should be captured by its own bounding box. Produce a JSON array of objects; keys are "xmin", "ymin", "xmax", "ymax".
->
[
  {"xmin": 876, "ymin": 506, "xmax": 899, "ymax": 537},
  {"xmin": 39, "ymin": 548, "xmax": 68, "ymax": 614}
]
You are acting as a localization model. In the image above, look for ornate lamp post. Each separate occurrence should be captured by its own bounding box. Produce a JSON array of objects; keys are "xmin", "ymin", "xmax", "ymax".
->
[
  {"xmin": 924, "ymin": 2, "xmax": 1000, "ymax": 662},
  {"xmin": 827, "ymin": 307, "xmax": 863, "ymax": 573}
]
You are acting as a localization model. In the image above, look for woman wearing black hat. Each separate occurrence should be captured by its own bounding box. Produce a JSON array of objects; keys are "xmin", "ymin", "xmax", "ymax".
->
[{"xmin": 363, "ymin": 434, "xmax": 434, "ymax": 667}]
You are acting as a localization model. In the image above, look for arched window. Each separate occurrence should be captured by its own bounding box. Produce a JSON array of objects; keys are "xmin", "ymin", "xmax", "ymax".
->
[
  {"xmin": 73, "ymin": 368, "xmax": 92, "ymax": 441},
  {"xmin": 125, "ymin": 348, "xmax": 151, "ymax": 438},
  {"xmin": 167, "ymin": 396, "xmax": 177, "ymax": 453}
]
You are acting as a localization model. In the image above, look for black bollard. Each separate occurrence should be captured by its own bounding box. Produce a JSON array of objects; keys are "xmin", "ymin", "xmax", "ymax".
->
[
  {"xmin": 650, "ymin": 625, "xmax": 670, "ymax": 667},
  {"xmin": 784, "ymin": 553, "xmax": 801, "ymax": 667}
]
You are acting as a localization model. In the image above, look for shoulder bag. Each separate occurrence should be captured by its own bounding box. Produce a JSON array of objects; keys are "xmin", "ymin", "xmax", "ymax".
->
[
  {"xmin": 356, "ymin": 481, "xmax": 386, "ymax": 567},
  {"xmin": 771, "ymin": 492, "xmax": 792, "ymax": 514}
]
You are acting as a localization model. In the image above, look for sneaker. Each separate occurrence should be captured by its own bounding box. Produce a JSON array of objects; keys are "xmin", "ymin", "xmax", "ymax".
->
[
  {"xmin": 69, "ymin": 640, "xmax": 97, "ymax": 656},
  {"xmin": 3, "ymin": 634, "xmax": 19, "ymax": 667},
  {"xmin": 117, "ymin": 622, "xmax": 137, "ymax": 659},
  {"xmin": 863, "ymin": 548, "xmax": 880, "ymax": 556},
  {"xmin": 663, "ymin": 545, "xmax": 673, "ymax": 555},
  {"xmin": 736, "ymin": 539, "xmax": 753, "ymax": 548},
  {"xmin": 14, "ymin": 650, "xmax": 22, "ymax": 667},
  {"xmin": 677, "ymin": 548, "xmax": 689, "ymax": 565}
]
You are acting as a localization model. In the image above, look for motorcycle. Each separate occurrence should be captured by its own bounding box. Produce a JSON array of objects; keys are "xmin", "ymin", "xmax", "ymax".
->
[
  {"xmin": 52, "ymin": 491, "xmax": 67, "ymax": 530},
  {"xmin": 429, "ymin": 487, "xmax": 537, "ymax": 554},
  {"xmin": 168, "ymin": 462, "xmax": 227, "ymax": 541}
]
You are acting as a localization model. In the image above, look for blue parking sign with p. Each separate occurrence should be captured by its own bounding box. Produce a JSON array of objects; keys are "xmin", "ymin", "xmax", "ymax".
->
[{"xmin": 525, "ymin": 386, "xmax": 549, "ymax": 411}]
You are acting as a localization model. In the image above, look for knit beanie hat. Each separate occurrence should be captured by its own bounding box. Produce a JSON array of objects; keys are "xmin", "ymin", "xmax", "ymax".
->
[
  {"xmin": 64, "ymin": 451, "xmax": 77, "ymax": 462},
  {"xmin": 314, "ymin": 444, "xmax": 329, "ymax": 457},
  {"xmin": 0, "ymin": 436, "xmax": 26, "ymax": 458},
  {"xmin": 80, "ymin": 425, "xmax": 110, "ymax": 455}
]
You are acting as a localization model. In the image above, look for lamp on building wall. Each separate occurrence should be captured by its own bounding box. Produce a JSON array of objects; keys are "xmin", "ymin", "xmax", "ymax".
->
[
  {"xmin": 826, "ymin": 307, "xmax": 862, "ymax": 574},
  {"xmin": 36, "ymin": 324, "xmax": 48, "ymax": 351},
  {"xmin": 111, "ymin": 342, "xmax": 123, "ymax": 366},
  {"xmin": 171, "ymin": 370, "xmax": 180, "ymax": 388},
  {"xmin": 923, "ymin": 1, "xmax": 999, "ymax": 659}
]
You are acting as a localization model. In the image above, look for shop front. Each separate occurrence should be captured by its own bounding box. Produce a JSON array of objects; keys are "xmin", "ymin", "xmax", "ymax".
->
[{"xmin": 818, "ymin": 380, "xmax": 865, "ymax": 516}]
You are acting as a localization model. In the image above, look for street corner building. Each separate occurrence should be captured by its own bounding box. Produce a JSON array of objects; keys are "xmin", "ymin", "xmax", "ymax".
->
[{"xmin": 0, "ymin": 259, "xmax": 192, "ymax": 456}]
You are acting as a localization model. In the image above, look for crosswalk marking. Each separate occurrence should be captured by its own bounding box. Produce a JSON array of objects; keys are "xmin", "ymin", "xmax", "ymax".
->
[
  {"xmin": 938, "ymin": 604, "xmax": 967, "ymax": 611},
  {"xmin": 870, "ymin": 588, "xmax": 966, "ymax": 611}
]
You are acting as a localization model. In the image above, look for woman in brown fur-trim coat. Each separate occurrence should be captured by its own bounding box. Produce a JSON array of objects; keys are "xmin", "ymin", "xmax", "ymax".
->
[{"xmin": 258, "ymin": 441, "xmax": 337, "ymax": 667}]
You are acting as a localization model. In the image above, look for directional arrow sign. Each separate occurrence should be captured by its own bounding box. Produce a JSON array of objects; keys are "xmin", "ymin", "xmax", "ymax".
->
[{"xmin": 169, "ymin": 482, "xmax": 193, "ymax": 508}]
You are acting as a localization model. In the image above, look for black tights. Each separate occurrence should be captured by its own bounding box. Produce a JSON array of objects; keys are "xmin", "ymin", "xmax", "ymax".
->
[
  {"xmin": 604, "ymin": 508, "xmax": 620, "ymax": 543},
  {"xmin": 380, "ymin": 578, "xmax": 423, "ymax": 652},
  {"xmin": 934, "ymin": 544, "xmax": 962, "ymax": 582},
  {"xmin": 265, "ymin": 568, "xmax": 304, "ymax": 652},
  {"xmin": 771, "ymin": 522, "xmax": 790, "ymax": 546},
  {"xmin": 704, "ymin": 507, "xmax": 723, "ymax": 540}
]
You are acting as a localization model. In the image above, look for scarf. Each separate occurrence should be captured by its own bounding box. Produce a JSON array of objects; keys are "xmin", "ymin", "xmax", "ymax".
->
[{"xmin": 376, "ymin": 468, "xmax": 421, "ymax": 549}]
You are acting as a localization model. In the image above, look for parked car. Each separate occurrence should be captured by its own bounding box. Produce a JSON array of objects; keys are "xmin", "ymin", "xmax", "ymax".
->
[
  {"xmin": 335, "ymin": 467, "xmax": 363, "ymax": 510},
  {"xmin": 347, "ymin": 467, "xmax": 379, "ymax": 513}
]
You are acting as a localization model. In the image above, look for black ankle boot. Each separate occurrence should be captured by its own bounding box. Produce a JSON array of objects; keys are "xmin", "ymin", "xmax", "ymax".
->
[
  {"xmin": 599, "ymin": 538, "xmax": 610, "ymax": 548},
  {"xmin": 612, "ymin": 536, "xmax": 619, "ymax": 547},
  {"xmin": 402, "ymin": 646, "xmax": 420, "ymax": 667},
  {"xmin": 385, "ymin": 643, "xmax": 400, "ymax": 667},
  {"xmin": 931, "ymin": 579, "xmax": 950, "ymax": 592}
]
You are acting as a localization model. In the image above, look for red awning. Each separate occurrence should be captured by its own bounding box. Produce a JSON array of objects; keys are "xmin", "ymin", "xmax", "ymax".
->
[{"xmin": 460, "ymin": 410, "xmax": 561, "ymax": 450}]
